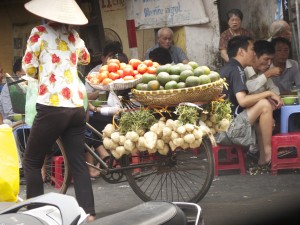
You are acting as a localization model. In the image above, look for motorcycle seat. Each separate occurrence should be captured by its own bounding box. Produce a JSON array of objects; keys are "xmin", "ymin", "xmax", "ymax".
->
[{"xmin": 92, "ymin": 201, "xmax": 187, "ymax": 225}]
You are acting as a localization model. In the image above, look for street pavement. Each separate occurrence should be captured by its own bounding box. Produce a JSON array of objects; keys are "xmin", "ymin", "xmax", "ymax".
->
[{"xmin": 17, "ymin": 168, "xmax": 300, "ymax": 225}]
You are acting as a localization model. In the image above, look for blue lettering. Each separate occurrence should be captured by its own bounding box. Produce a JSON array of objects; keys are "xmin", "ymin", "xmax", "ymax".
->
[
  {"xmin": 144, "ymin": 7, "xmax": 164, "ymax": 17},
  {"xmin": 164, "ymin": 2, "xmax": 181, "ymax": 16}
]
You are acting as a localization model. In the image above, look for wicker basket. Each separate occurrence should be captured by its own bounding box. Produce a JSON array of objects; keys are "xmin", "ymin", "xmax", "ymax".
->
[
  {"xmin": 86, "ymin": 77, "xmax": 142, "ymax": 91},
  {"xmin": 132, "ymin": 78, "xmax": 225, "ymax": 106}
]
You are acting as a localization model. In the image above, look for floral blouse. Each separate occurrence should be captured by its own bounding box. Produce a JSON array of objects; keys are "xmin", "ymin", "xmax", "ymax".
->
[
  {"xmin": 22, "ymin": 23, "xmax": 90, "ymax": 108},
  {"xmin": 219, "ymin": 27, "xmax": 254, "ymax": 51}
]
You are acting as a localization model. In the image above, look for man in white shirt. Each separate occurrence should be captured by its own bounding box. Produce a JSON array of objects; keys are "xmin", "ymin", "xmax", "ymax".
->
[
  {"xmin": 244, "ymin": 40, "xmax": 282, "ymax": 156},
  {"xmin": 245, "ymin": 40, "xmax": 281, "ymax": 95}
]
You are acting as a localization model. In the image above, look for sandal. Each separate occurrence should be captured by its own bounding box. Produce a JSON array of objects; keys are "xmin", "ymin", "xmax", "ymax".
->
[{"xmin": 248, "ymin": 161, "xmax": 271, "ymax": 175}]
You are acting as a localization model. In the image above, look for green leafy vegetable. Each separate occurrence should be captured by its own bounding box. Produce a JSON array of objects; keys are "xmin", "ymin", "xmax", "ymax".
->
[{"xmin": 119, "ymin": 108, "xmax": 157, "ymax": 134}]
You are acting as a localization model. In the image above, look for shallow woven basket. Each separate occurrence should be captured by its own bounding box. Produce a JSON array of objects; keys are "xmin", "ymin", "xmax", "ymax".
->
[
  {"xmin": 132, "ymin": 78, "xmax": 225, "ymax": 106},
  {"xmin": 86, "ymin": 77, "xmax": 142, "ymax": 91}
]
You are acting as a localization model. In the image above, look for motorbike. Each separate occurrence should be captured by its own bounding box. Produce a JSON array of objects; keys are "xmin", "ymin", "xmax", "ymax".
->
[{"xmin": 0, "ymin": 193, "xmax": 203, "ymax": 225}]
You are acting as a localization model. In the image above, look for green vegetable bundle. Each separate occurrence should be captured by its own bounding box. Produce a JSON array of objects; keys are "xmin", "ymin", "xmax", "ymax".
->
[{"xmin": 118, "ymin": 108, "xmax": 157, "ymax": 134}]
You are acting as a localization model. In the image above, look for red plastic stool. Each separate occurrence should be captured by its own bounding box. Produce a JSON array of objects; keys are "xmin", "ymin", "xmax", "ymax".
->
[
  {"xmin": 51, "ymin": 156, "xmax": 64, "ymax": 189},
  {"xmin": 271, "ymin": 132, "xmax": 300, "ymax": 175},
  {"xmin": 212, "ymin": 145, "xmax": 246, "ymax": 177},
  {"xmin": 131, "ymin": 153, "xmax": 141, "ymax": 174}
]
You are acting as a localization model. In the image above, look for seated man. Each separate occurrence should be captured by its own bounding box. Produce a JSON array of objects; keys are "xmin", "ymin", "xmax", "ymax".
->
[
  {"xmin": 144, "ymin": 27, "xmax": 189, "ymax": 64},
  {"xmin": 0, "ymin": 58, "xmax": 26, "ymax": 120},
  {"xmin": 244, "ymin": 40, "xmax": 282, "ymax": 155},
  {"xmin": 270, "ymin": 37, "xmax": 300, "ymax": 95},
  {"xmin": 245, "ymin": 40, "xmax": 281, "ymax": 95},
  {"xmin": 218, "ymin": 35, "xmax": 282, "ymax": 171}
]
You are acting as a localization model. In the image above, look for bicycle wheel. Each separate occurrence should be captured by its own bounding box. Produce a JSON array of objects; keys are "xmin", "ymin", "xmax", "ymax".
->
[
  {"xmin": 123, "ymin": 137, "xmax": 214, "ymax": 203},
  {"xmin": 12, "ymin": 122, "xmax": 71, "ymax": 194}
]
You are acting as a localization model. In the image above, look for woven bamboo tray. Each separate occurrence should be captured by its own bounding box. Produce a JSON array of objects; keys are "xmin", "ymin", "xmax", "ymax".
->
[
  {"xmin": 86, "ymin": 77, "xmax": 142, "ymax": 91},
  {"xmin": 132, "ymin": 78, "xmax": 225, "ymax": 106}
]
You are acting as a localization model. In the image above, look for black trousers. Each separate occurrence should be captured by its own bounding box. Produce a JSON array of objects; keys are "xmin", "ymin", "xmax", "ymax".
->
[{"xmin": 24, "ymin": 104, "xmax": 95, "ymax": 216}]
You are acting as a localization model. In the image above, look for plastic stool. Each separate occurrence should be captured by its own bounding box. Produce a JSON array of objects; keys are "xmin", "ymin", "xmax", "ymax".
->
[
  {"xmin": 212, "ymin": 145, "xmax": 246, "ymax": 176},
  {"xmin": 51, "ymin": 156, "xmax": 64, "ymax": 189},
  {"xmin": 280, "ymin": 105, "xmax": 300, "ymax": 133},
  {"xmin": 131, "ymin": 154, "xmax": 141, "ymax": 174},
  {"xmin": 271, "ymin": 132, "xmax": 300, "ymax": 175}
]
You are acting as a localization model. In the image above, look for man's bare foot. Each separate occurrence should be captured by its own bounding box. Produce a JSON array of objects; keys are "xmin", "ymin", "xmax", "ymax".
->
[{"xmin": 87, "ymin": 215, "xmax": 96, "ymax": 222}]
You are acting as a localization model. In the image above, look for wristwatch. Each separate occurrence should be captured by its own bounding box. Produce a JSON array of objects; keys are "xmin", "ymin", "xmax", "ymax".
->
[{"xmin": 93, "ymin": 107, "xmax": 98, "ymax": 113}]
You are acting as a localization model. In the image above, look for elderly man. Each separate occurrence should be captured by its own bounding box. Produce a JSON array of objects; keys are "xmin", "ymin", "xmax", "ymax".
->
[
  {"xmin": 269, "ymin": 19, "xmax": 292, "ymax": 41},
  {"xmin": 270, "ymin": 37, "xmax": 300, "ymax": 94},
  {"xmin": 144, "ymin": 27, "xmax": 189, "ymax": 64}
]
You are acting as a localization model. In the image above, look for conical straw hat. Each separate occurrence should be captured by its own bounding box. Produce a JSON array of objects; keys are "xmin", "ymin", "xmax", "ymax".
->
[{"xmin": 24, "ymin": 0, "xmax": 88, "ymax": 25}]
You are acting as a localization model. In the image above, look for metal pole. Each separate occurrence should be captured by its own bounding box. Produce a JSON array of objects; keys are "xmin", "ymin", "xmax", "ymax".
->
[{"xmin": 295, "ymin": 0, "xmax": 300, "ymax": 59}]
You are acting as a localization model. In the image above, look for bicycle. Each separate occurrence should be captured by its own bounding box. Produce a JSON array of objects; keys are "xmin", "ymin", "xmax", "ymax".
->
[
  {"xmin": 8, "ymin": 75, "xmax": 215, "ymax": 203},
  {"xmin": 12, "ymin": 115, "xmax": 214, "ymax": 203}
]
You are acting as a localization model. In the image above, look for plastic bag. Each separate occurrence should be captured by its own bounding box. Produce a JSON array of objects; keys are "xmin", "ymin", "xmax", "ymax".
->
[
  {"xmin": 215, "ymin": 111, "xmax": 256, "ymax": 147},
  {"xmin": 107, "ymin": 90, "xmax": 121, "ymax": 107},
  {"xmin": 0, "ymin": 125, "xmax": 20, "ymax": 202},
  {"xmin": 25, "ymin": 78, "xmax": 38, "ymax": 126}
]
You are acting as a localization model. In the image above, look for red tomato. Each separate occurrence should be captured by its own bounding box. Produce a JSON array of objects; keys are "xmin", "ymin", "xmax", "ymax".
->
[
  {"xmin": 107, "ymin": 62, "xmax": 119, "ymax": 73},
  {"xmin": 147, "ymin": 66, "xmax": 157, "ymax": 74},
  {"xmin": 97, "ymin": 72, "xmax": 108, "ymax": 83},
  {"xmin": 107, "ymin": 58, "xmax": 120, "ymax": 66},
  {"xmin": 117, "ymin": 69, "xmax": 124, "ymax": 78},
  {"xmin": 123, "ymin": 67, "xmax": 134, "ymax": 77},
  {"xmin": 119, "ymin": 62, "xmax": 127, "ymax": 70},
  {"xmin": 129, "ymin": 59, "xmax": 142, "ymax": 70},
  {"xmin": 137, "ymin": 63, "xmax": 148, "ymax": 74},
  {"xmin": 109, "ymin": 72, "xmax": 120, "ymax": 80},
  {"xmin": 99, "ymin": 65, "xmax": 108, "ymax": 72},
  {"xmin": 123, "ymin": 75, "xmax": 135, "ymax": 80},
  {"xmin": 133, "ymin": 70, "xmax": 139, "ymax": 76},
  {"xmin": 101, "ymin": 78, "xmax": 113, "ymax": 85},
  {"xmin": 143, "ymin": 59, "xmax": 153, "ymax": 67}
]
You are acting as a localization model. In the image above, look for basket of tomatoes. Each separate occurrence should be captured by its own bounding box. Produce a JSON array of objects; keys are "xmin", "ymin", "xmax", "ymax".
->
[{"xmin": 86, "ymin": 59, "xmax": 159, "ymax": 91}]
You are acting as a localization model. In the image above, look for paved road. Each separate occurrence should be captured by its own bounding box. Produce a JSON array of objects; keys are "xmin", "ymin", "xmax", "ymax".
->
[{"xmin": 16, "ymin": 169, "xmax": 300, "ymax": 225}]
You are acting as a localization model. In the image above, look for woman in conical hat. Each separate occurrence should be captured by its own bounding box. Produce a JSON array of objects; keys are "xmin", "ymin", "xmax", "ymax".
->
[{"xmin": 22, "ymin": 0, "xmax": 96, "ymax": 222}]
